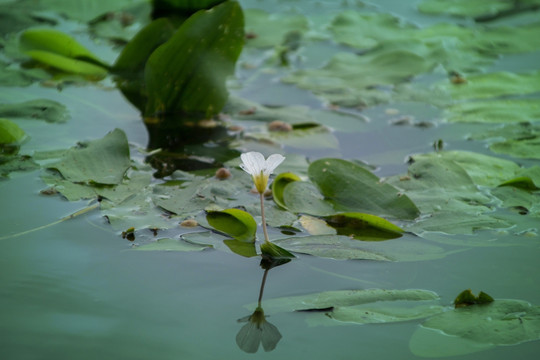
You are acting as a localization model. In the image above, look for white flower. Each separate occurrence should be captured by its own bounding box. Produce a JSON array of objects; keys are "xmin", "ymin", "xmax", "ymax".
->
[{"xmin": 240, "ymin": 152, "xmax": 285, "ymax": 194}]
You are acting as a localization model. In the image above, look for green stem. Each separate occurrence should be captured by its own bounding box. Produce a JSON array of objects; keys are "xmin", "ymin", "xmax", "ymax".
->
[
  {"xmin": 259, "ymin": 192, "xmax": 270, "ymax": 243},
  {"xmin": 0, "ymin": 202, "xmax": 99, "ymax": 241}
]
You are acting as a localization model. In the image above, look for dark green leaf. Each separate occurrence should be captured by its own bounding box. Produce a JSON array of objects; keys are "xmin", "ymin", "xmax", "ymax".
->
[
  {"xmin": 308, "ymin": 158, "xmax": 420, "ymax": 220},
  {"xmin": 144, "ymin": 1, "xmax": 244, "ymax": 117}
]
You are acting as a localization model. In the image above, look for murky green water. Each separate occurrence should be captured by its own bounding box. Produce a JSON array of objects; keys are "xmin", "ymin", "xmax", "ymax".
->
[{"xmin": 1, "ymin": 0, "xmax": 540, "ymax": 359}]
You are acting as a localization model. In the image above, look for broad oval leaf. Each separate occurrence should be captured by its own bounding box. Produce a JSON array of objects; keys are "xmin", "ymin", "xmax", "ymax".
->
[
  {"xmin": 144, "ymin": 1, "xmax": 244, "ymax": 117},
  {"xmin": 323, "ymin": 212, "xmax": 404, "ymax": 241},
  {"xmin": 308, "ymin": 158, "xmax": 420, "ymax": 220},
  {"xmin": 271, "ymin": 172, "xmax": 301, "ymax": 209},
  {"xmin": 206, "ymin": 208, "xmax": 257, "ymax": 243}
]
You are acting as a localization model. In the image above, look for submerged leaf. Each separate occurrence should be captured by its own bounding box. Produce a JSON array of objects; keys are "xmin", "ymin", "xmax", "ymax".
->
[
  {"xmin": 260, "ymin": 289, "xmax": 440, "ymax": 314},
  {"xmin": 133, "ymin": 238, "xmax": 210, "ymax": 252}
]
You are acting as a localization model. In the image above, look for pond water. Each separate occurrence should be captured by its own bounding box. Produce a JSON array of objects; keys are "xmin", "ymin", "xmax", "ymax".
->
[{"xmin": 1, "ymin": 1, "xmax": 540, "ymax": 359}]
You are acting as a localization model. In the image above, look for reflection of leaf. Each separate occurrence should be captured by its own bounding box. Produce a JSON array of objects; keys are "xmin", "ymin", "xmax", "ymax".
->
[
  {"xmin": 133, "ymin": 238, "xmax": 210, "ymax": 252},
  {"xmin": 0, "ymin": 99, "xmax": 69, "ymax": 123},
  {"xmin": 48, "ymin": 128, "xmax": 130, "ymax": 185},
  {"xmin": 144, "ymin": 1, "xmax": 244, "ymax": 117},
  {"xmin": 206, "ymin": 208, "xmax": 257, "ymax": 243},
  {"xmin": 410, "ymin": 299, "xmax": 540, "ymax": 357}
]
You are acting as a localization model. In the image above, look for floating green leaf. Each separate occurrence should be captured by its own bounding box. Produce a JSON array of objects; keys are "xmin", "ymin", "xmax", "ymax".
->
[
  {"xmin": 48, "ymin": 128, "xmax": 130, "ymax": 185},
  {"xmin": 282, "ymin": 180, "xmax": 336, "ymax": 216},
  {"xmin": 144, "ymin": 0, "xmax": 244, "ymax": 117},
  {"xmin": 434, "ymin": 71, "xmax": 540, "ymax": 101},
  {"xmin": 0, "ymin": 118, "xmax": 25, "ymax": 144},
  {"xmin": 206, "ymin": 208, "xmax": 257, "ymax": 243},
  {"xmin": 323, "ymin": 212, "xmax": 403, "ymax": 241},
  {"xmin": 283, "ymin": 43, "xmax": 435, "ymax": 107},
  {"xmin": 31, "ymin": 0, "xmax": 148, "ymax": 23},
  {"xmin": 272, "ymin": 235, "xmax": 391, "ymax": 261},
  {"xmin": 418, "ymin": 0, "xmax": 515, "ymax": 17},
  {"xmin": 410, "ymin": 299, "xmax": 540, "ymax": 357},
  {"xmin": 329, "ymin": 11, "xmax": 415, "ymax": 50},
  {"xmin": 445, "ymin": 99, "xmax": 540, "ymax": 123},
  {"xmin": 308, "ymin": 158, "xmax": 420, "ymax": 220},
  {"xmin": 244, "ymin": 9, "xmax": 308, "ymax": 48}
]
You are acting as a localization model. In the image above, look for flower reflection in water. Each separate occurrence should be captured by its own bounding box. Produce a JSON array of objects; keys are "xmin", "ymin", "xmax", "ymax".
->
[{"xmin": 236, "ymin": 306, "xmax": 282, "ymax": 353}]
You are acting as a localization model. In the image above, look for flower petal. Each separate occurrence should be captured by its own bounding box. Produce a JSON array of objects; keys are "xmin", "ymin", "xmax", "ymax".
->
[
  {"xmin": 264, "ymin": 154, "xmax": 285, "ymax": 175},
  {"xmin": 240, "ymin": 151, "xmax": 265, "ymax": 175}
]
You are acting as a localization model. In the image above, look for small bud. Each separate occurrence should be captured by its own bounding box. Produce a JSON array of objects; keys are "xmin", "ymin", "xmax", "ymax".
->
[
  {"xmin": 268, "ymin": 120, "xmax": 292, "ymax": 132},
  {"xmin": 215, "ymin": 167, "xmax": 231, "ymax": 180},
  {"xmin": 180, "ymin": 219, "xmax": 198, "ymax": 228}
]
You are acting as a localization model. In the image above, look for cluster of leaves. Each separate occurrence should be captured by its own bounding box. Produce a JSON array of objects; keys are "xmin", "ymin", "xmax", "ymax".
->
[{"xmin": 0, "ymin": 0, "xmax": 244, "ymax": 120}]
